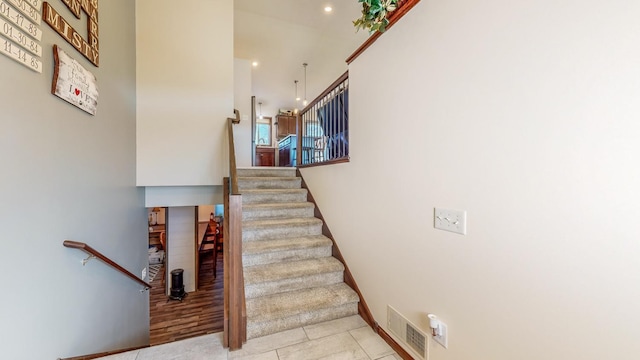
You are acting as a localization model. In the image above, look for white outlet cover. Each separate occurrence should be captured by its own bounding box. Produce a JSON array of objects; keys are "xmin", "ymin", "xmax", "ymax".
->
[
  {"xmin": 141, "ymin": 267, "xmax": 147, "ymax": 281},
  {"xmin": 434, "ymin": 208, "xmax": 466, "ymax": 235}
]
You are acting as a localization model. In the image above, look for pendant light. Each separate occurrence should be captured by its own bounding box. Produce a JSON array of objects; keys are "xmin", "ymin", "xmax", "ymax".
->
[
  {"xmin": 302, "ymin": 63, "xmax": 308, "ymax": 106},
  {"xmin": 295, "ymin": 80, "xmax": 300, "ymax": 102},
  {"xmin": 258, "ymin": 102, "xmax": 263, "ymax": 119}
]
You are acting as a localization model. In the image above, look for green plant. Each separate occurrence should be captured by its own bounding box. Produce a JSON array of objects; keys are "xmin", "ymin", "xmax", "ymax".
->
[{"xmin": 353, "ymin": 0, "xmax": 399, "ymax": 33}]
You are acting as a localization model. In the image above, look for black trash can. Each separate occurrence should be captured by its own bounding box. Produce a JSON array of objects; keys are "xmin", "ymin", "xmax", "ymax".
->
[{"xmin": 170, "ymin": 268, "xmax": 186, "ymax": 300}]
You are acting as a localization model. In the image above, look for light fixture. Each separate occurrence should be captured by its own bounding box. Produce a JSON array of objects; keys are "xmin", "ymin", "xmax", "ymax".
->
[
  {"xmin": 302, "ymin": 63, "xmax": 308, "ymax": 107},
  {"xmin": 252, "ymin": 61, "xmax": 259, "ymax": 67},
  {"xmin": 258, "ymin": 102, "xmax": 263, "ymax": 119},
  {"xmin": 324, "ymin": 6, "xmax": 332, "ymax": 13},
  {"xmin": 295, "ymin": 80, "xmax": 300, "ymax": 102}
]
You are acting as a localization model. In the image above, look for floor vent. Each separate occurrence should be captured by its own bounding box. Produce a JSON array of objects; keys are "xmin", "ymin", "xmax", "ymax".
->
[{"xmin": 388, "ymin": 305, "xmax": 427, "ymax": 359}]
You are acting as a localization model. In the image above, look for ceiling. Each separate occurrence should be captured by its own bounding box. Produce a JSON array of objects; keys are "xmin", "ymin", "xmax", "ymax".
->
[{"xmin": 234, "ymin": 0, "xmax": 370, "ymax": 117}]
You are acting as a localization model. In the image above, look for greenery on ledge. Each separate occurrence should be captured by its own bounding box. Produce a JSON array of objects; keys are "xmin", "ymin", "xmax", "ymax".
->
[{"xmin": 353, "ymin": 0, "xmax": 399, "ymax": 33}]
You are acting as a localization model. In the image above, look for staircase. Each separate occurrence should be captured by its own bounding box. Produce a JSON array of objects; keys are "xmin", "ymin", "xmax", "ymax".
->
[{"xmin": 238, "ymin": 167, "xmax": 360, "ymax": 339}]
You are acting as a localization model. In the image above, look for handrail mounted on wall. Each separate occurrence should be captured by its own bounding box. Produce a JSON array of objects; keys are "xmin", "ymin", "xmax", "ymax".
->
[{"xmin": 63, "ymin": 240, "xmax": 152, "ymax": 290}]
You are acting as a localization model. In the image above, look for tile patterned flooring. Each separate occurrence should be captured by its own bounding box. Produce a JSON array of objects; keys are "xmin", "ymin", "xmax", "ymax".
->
[{"xmin": 99, "ymin": 315, "xmax": 402, "ymax": 360}]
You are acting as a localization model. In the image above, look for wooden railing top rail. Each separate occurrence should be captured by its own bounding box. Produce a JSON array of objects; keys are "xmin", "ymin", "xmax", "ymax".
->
[
  {"xmin": 63, "ymin": 240, "xmax": 152, "ymax": 289},
  {"xmin": 228, "ymin": 109, "xmax": 240, "ymax": 195},
  {"xmin": 347, "ymin": 0, "xmax": 421, "ymax": 64},
  {"xmin": 300, "ymin": 71, "xmax": 349, "ymax": 115}
]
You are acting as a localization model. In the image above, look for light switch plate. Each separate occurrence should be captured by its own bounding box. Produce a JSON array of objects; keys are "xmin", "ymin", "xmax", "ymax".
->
[
  {"xmin": 141, "ymin": 267, "xmax": 147, "ymax": 281},
  {"xmin": 434, "ymin": 208, "xmax": 466, "ymax": 235}
]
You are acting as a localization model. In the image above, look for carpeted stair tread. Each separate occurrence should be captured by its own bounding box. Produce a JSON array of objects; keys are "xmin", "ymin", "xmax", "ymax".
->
[
  {"xmin": 243, "ymin": 217, "xmax": 323, "ymax": 242},
  {"xmin": 244, "ymin": 258, "xmax": 345, "ymax": 298},
  {"xmin": 245, "ymin": 257, "xmax": 344, "ymax": 285},
  {"xmin": 242, "ymin": 202, "xmax": 315, "ymax": 220},
  {"xmin": 243, "ymin": 235, "xmax": 332, "ymax": 255},
  {"xmin": 238, "ymin": 176, "xmax": 302, "ymax": 190},
  {"xmin": 242, "ymin": 235, "xmax": 333, "ymax": 266},
  {"xmin": 241, "ymin": 189, "xmax": 308, "ymax": 204},
  {"xmin": 244, "ymin": 217, "xmax": 322, "ymax": 228},
  {"xmin": 237, "ymin": 167, "xmax": 297, "ymax": 178},
  {"xmin": 246, "ymin": 283, "xmax": 359, "ymax": 324}
]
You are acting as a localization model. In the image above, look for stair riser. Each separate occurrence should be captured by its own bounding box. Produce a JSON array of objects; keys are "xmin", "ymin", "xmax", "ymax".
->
[
  {"xmin": 237, "ymin": 169, "xmax": 297, "ymax": 178},
  {"xmin": 238, "ymin": 178, "xmax": 302, "ymax": 190},
  {"xmin": 242, "ymin": 206, "xmax": 315, "ymax": 221},
  {"xmin": 243, "ymin": 246, "xmax": 332, "ymax": 267},
  {"xmin": 242, "ymin": 192, "xmax": 308, "ymax": 204},
  {"xmin": 246, "ymin": 303, "xmax": 359, "ymax": 339},
  {"xmin": 245, "ymin": 271, "xmax": 343, "ymax": 299},
  {"xmin": 243, "ymin": 223, "xmax": 322, "ymax": 242}
]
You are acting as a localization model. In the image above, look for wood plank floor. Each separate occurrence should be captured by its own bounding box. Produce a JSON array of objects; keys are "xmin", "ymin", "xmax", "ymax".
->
[{"xmin": 149, "ymin": 252, "xmax": 224, "ymax": 346}]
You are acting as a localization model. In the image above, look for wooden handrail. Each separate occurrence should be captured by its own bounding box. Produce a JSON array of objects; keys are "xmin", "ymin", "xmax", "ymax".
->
[
  {"xmin": 57, "ymin": 345, "xmax": 149, "ymax": 360},
  {"xmin": 347, "ymin": 0, "xmax": 421, "ymax": 64},
  {"xmin": 227, "ymin": 110, "xmax": 240, "ymax": 195},
  {"xmin": 63, "ymin": 240, "xmax": 152, "ymax": 289},
  {"xmin": 224, "ymin": 110, "xmax": 246, "ymax": 350}
]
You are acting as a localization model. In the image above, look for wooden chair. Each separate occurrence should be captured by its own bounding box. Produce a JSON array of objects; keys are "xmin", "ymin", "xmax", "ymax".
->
[
  {"xmin": 199, "ymin": 223, "xmax": 219, "ymax": 278},
  {"xmin": 214, "ymin": 219, "xmax": 223, "ymax": 252},
  {"xmin": 160, "ymin": 231, "xmax": 166, "ymax": 286}
]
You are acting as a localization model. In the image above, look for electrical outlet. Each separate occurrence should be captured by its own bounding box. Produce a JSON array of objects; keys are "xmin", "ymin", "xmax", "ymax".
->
[
  {"xmin": 433, "ymin": 320, "xmax": 448, "ymax": 348},
  {"xmin": 434, "ymin": 208, "xmax": 466, "ymax": 235},
  {"xmin": 141, "ymin": 267, "xmax": 147, "ymax": 281}
]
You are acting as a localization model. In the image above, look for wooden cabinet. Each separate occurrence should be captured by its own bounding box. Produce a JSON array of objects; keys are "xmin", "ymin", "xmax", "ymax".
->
[
  {"xmin": 255, "ymin": 147, "xmax": 275, "ymax": 166},
  {"xmin": 276, "ymin": 115, "xmax": 297, "ymax": 138},
  {"xmin": 278, "ymin": 135, "xmax": 296, "ymax": 167}
]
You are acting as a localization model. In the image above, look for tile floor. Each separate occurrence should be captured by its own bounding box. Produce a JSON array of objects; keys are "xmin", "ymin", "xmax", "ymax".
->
[{"xmin": 99, "ymin": 315, "xmax": 402, "ymax": 360}]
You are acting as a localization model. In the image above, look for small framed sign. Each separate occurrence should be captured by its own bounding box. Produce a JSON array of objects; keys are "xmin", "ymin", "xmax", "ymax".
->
[{"xmin": 51, "ymin": 45, "xmax": 99, "ymax": 115}]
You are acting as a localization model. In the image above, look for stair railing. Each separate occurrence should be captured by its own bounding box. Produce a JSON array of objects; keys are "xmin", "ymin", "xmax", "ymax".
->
[
  {"xmin": 63, "ymin": 240, "xmax": 152, "ymax": 290},
  {"xmin": 297, "ymin": 71, "xmax": 350, "ymax": 167},
  {"xmin": 224, "ymin": 110, "xmax": 247, "ymax": 350}
]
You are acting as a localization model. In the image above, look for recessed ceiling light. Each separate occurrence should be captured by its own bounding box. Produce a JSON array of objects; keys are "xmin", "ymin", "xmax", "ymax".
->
[
  {"xmin": 252, "ymin": 61, "xmax": 259, "ymax": 67},
  {"xmin": 324, "ymin": 6, "xmax": 332, "ymax": 13}
]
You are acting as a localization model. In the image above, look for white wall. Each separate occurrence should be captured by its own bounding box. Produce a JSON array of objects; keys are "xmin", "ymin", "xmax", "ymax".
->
[
  {"xmin": 137, "ymin": 0, "xmax": 234, "ymax": 186},
  {"xmin": 0, "ymin": 1, "xmax": 147, "ymax": 358},
  {"xmin": 167, "ymin": 207, "xmax": 196, "ymax": 294},
  {"xmin": 234, "ymin": 58, "xmax": 253, "ymax": 167},
  {"xmin": 198, "ymin": 205, "xmax": 215, "ymax": 222},
  {"xmin": 145, "ymin": 186, "xmax": 223, "ymax": 208},
  {"xmin": 301, "ymin": 1, "xmax": 640, "ymax": 359}
]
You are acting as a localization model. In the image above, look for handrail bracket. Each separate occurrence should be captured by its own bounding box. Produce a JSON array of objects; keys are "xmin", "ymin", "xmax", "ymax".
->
[{"xmin": 82, "ymin": 254, "xmax": 97, "ymax": 266}]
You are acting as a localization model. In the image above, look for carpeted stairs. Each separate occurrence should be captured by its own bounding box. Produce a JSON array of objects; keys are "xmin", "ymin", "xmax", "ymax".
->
[{"xmin": 238, "ymin": 167, "xmax": 360, "ymax": 339}]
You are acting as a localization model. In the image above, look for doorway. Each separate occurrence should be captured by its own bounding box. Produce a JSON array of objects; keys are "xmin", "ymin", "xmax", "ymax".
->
[{"xmin": 147, "ymin": 205, "xmax": 225, "ymax": 345}]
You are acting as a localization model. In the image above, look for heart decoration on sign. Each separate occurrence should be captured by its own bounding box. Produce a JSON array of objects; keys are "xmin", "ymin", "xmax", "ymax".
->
[{"xmin": 75, "ymin": 89, "xmax": 80, "ymax": 96}]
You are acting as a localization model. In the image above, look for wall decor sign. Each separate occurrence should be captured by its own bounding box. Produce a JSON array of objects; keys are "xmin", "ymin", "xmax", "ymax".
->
[
  {"xmin": 0, "ymin": 0, "xmax": 42, "ymax": 40},
  {"xmin": 43, "ymin": 0, "xmax": 99, "ymax": 66},
  {"xmin": 0, "ymin": 16, "xmax": 42, "ymax": 56},
  {"xmin": 5, "ymin": 0, "xmax": 41, "ymax": 24},
  {"xmin": 0, "ymin": 0, "xmax": 42, "ymax": 72},
  {"xmin": 52, "ymin": 44, "xmax": 99, "ymax": 115}
]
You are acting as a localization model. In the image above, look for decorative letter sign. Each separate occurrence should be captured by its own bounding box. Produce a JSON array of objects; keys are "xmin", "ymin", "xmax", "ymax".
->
[
  {"xmin": 0, "ymin": 0, "xmax": 43, "ymax": 72},
  {"xmin": 43, "ymin": 0, "xmax": 98, "ymax": 66},
  {"xmin": 51, "ymin": 45, "xmax": 99, "ymax": 115}
]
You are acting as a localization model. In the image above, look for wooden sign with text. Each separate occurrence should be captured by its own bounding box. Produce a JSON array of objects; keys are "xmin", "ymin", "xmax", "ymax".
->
[
  {"xmin": 43, "ymin": 0, "xmax": 98, "ymax": 66},
  {"xmin": 52, "ymin": 44, "xmax": 99, "ymax": 115},
  {"xmin": 0, "ymin": 0, "xmax": 43, "ymax": 72}
]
